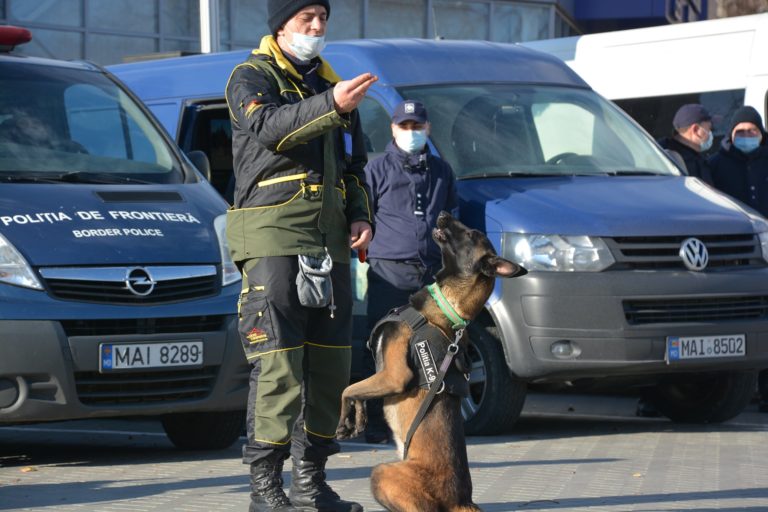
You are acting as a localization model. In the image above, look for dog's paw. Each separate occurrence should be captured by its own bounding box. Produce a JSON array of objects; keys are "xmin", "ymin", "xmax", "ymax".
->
[
  {"xmin": 335, "ymin": 423, "xmax": 355, "ymax": 440},
  {"xmin": 353, "ymin": 404, "xmax": 368, "ymax": 437}
]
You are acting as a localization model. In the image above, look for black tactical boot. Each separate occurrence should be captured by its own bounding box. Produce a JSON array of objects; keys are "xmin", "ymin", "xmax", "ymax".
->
[
  {"xmin": 249, "ymin": 454, "xmax": 300, "ymax": 512},
  {"xmin": 289, "ymin": 458, "xmax": 363, "ymax": 512}
]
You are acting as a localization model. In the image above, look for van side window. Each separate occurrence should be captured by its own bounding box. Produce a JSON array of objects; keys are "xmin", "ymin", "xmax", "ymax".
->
[
  {"xmin": 357, "ymin": 97, "xmax": 391, "ymax": 155},
  {"xmin": 614, "ymin": 89, "xmax": 745, "ymax": 153},
  {"xmin": 177, "ymin": 102, "xmax": 233, "ymax": 201}
]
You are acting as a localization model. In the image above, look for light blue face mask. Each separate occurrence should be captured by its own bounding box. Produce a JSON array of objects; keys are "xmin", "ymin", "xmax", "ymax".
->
[
  {"xmin": 288, "ymin": 33, "xmax": 326, "ymax": 62},
  {"xmin": 700, "ymin": 130, "xmax": 713, "ymax": 152},
  {"xmin": 395, "ymin": 129, "xmax": 427, "ymax": 154},
  {"xmin": 733, "ymin": 136, "xmax": 761, "ymax": 154}
]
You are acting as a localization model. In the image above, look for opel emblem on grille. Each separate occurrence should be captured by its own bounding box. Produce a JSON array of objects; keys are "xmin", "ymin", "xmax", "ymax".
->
[
  {"xmin": 679, "ymin": 238, "xmax": 709, "ymax": 271},
  {"xmin": 125, "ymin": 267, "xmax": 156, "ymax": 296}
]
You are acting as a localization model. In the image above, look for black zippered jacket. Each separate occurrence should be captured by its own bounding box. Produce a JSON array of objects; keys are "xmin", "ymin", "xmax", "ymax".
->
[{"xmin": 224, "ymin": 36, "xmax": 373, "ymax": 264}]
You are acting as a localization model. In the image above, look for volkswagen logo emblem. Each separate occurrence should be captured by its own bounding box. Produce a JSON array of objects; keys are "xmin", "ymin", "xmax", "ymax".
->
[
  {"xmin": 679, "ymin": 237, "xmax": 709, "ymax": 271},
  {"xmin": 125, "ymin": 267, "xmax": 156, "ymax": 296}
]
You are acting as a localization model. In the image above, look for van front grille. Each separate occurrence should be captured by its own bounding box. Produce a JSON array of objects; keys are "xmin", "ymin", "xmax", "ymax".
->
[
  {"xmin": 74, "ymin": 366, "xmax": 218, "ymax": 405},
  {"xmin": 40, "ymin": 266, "xmax": 219, "ymax": 304},
  {"xmin": 608, "ymin": 234, "xmax": 763, "ymax": 270},
  {"xmin": 61, "ymin": 315, "xmax": 226, "ymax": 337},
  {"xmin": 624, "ymin": 296, "xmax": 768, "ymax": 324}
]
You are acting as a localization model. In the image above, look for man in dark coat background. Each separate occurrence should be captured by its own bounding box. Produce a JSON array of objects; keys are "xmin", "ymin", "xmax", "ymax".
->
[
  {"xmin": 657, "ymin": 103, "xmax": 715, "ymax": 184},
  {"xmin": 709, "ymin": 105, "xmax": 768, "ymax": 413}
]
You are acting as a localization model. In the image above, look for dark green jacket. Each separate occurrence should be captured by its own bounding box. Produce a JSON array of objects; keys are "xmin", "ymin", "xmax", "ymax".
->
[{"xmin": 225, "ymin": 36, "xmax": 373, "ymax": 264}]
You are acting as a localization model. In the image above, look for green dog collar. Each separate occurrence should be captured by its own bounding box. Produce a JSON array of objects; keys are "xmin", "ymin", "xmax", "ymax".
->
[{"xmin": 427, "ymin": 283, "xmax": 468, "ymax": 330}]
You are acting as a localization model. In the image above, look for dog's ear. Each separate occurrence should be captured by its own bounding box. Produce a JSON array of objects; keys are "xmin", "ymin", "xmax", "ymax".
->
[{"xmin": 480, "ymin": 255, "xmax": 527, "ymax": 278}]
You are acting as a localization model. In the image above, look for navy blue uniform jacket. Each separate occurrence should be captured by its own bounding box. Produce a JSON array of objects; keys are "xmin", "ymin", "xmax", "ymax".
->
[{"xmin": 364, "ymin": 141, "xmax": 457, "ymax": 269}]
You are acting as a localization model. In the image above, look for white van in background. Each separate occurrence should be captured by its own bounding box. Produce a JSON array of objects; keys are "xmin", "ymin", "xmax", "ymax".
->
[{"xmin": 522, "ymin": 13, "xmax": 768, "ymax": 145}]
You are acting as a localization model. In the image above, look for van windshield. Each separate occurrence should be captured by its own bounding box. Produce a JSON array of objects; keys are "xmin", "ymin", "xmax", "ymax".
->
[
  {"xmin": 0, "ymin": 62, "xmax": 182, "ymax": 184},
  {"xmin": 396, "ymin": 84, "xmax": 680, "ymax": 179}
]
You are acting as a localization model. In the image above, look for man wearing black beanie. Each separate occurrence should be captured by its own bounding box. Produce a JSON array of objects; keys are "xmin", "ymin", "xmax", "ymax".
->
[
  {"xmin": 710, "ymin": 105, "xmax": 768, "ymax": 216},
  {"xmin": 225, "ymin": 2, "xmax": 377, "ymax": 511}
]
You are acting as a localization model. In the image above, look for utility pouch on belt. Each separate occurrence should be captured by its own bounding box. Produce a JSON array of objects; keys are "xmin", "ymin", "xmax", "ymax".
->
[{"xmin": 296, "ymin": 249, "xmax": 335, "ymax": 315}]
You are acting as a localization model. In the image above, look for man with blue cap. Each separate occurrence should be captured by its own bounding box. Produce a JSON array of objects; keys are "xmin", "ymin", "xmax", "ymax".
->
[{"xmin": 361, "ymin": 100, "xmax": 457, "ymax": 443}]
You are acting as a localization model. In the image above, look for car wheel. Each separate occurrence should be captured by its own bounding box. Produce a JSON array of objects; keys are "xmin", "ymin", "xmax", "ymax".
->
[
  {"xmin": 162, "ymin": 410, "xmax": 245, "ymax": 450},
  {"xmin": 462, "ymin": 320, "xmax": 527, "ymax": 435},
  {"xmin": 648, "ymin": 371, "xmax": 757, "ymax": 423}
]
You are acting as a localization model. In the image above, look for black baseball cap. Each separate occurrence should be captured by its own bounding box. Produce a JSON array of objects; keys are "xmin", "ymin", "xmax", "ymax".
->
[
  {"xmin": 391, "ymin": 100, "xmax": 428, "ymax": 125},
  {"xmin": 672, "ymin": 104, "xmax": 712, "ymax": 130}
]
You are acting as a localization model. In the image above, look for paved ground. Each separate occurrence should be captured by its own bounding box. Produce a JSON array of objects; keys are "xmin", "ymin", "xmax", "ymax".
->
[{"xmin": 1, "ymin": 393, "xmax": 767, "ymax": 511}]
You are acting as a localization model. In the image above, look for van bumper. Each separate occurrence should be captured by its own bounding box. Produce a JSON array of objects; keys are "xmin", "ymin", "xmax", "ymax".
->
[
  {"xmin": 489, "ymin": 269, "xmax": 768, "ymax": 381},
  {"xmin": 0, "ymin": 316, "xmax": 249, "ymax": 422}
]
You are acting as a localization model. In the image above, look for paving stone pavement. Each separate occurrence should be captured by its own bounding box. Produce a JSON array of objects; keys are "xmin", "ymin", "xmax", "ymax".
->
[{"xmin": 1, "ymin": 394, "xmax": 767, "ymax": 511}]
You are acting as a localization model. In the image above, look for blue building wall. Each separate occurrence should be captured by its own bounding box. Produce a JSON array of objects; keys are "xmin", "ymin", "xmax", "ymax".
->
[{"xmin": 567, "ymin": 0, "xmax": 707, "ymax": 33}]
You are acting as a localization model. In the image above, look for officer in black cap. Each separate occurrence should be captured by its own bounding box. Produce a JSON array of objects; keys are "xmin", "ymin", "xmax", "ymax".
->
[
  {"xmin": 226, "ymin": 1, "xmax": 377, "ymax": 511},
  {"xmin": 657, "ymin": 103, "xmax": 714, "ymax": 184},
  {"xmin": 361, "ymin": 100, "xmax": 457, "ymax": 442}
]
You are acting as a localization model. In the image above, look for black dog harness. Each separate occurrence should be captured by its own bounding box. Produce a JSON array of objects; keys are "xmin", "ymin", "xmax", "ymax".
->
[{"xmin": 368, "ymin": 303, "xmax": 470, "ymax": 458}]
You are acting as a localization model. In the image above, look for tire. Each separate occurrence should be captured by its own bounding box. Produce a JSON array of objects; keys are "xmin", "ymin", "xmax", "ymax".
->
[
  {"xmin": 462, "ymin": 320, "xmax": 527, "ymax": 435},
  {"xmin": 648, "ymin": 371, "xmax": 757, "ymax": 424},
  {"xmin": 162, "ymin": 410, "xmax": 245, "ymax": 450}
]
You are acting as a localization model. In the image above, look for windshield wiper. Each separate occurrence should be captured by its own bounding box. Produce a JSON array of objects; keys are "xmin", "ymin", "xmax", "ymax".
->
[
  {"xmin": 0, "ymin": 174, "xmax": 63, "ymax": 184},
  {"xmin": 0, "ymin": 172, "xmax": 152, "ymax": 184},
  {"xmin": 605, "ymin": 170, "xmax": 661, "ymax": 176},
  {"xmin": 462, "ymin": 171, "xmax": 570, "ymax": 180}
]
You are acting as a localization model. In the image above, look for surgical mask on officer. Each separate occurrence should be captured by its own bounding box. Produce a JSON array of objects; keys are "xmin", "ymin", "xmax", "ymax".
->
[
  {"xmin": 699, "ymin": 128, "xmax": 713, "ymax": 152},
  {"xmin": 731, "ymin": 122, "xmax": 763, "ymax": 154},
  {"xmin": 289, "ymin": 33, "xmax": 326, "ymax": 61},
  {"xmin": 733, "ymin": 136, "xmax": 761, "ymax": 154},
  {"xmin": 395, "ymin": 129, "xmax": 427, "ymax": 154}
]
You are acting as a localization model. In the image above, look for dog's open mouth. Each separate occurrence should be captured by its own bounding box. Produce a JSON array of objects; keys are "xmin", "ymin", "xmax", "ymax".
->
[{"xmin": 433, "ymin": 227, "xmax": 447, "ymax": 243}]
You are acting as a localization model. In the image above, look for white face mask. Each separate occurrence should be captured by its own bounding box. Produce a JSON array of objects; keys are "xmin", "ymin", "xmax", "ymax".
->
[
  {"xmin": 288, "ymin": 32, "xmax": 326, "ymax": 62},
  {"xmin": 395, "ymin": 129, "xmax": 427, "ymax": 154},
  {"xmin": 700, "ymin": 130, "xmax": 713, "ymax": 152}
]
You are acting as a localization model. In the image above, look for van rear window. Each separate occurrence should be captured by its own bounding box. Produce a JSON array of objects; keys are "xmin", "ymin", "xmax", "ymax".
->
[{"xmin": 0, "ymin": 62, "xmax": 182, "ymax": 184}]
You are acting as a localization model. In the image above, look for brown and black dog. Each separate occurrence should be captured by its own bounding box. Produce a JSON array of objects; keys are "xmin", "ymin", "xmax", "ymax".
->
[{"xmin": 336, "ymin": 211, "xmax": 526, "ymax": 512}]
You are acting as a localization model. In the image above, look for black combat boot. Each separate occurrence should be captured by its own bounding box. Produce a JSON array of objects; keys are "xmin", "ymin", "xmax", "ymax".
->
[
  {"xmin": 249, "ymin": 454, "xmax": 300, "ymax": 512},
  {"xmin": 288, "ymin": 458, "xmax": 363, "ymax": 512}
]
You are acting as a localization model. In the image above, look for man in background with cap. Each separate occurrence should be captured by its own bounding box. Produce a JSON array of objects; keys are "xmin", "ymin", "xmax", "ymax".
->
[
  {"xmin": 708, "ymin": 105, "xmax": 768, "ymax": 414},
  {"xmin": 361, "ymin": 100, "xmax": 457, "ymax": 443},
  {"xmin": 657, "ymin": 103, "xmax": 714, "ymax": 184},
  {"xmin": 225, "ymin": 1, "xmax": 376, "ymax": 510}
]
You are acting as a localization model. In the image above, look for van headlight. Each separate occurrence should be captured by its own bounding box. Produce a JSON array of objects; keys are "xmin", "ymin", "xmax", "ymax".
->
[
  {"xmin": 214, "ymin": 214, "xmax": 241, "ymax": 286},
  {"xmin": 0, "ymin": 232, "xmax": 43, "ymax": 289},
  {"xmin": 502, "ymin": 233, "xmax": 615, "ymax": 272},
  {"xmin": 758, "ymin": 232, "xmax": 768, "ymax": 264}
]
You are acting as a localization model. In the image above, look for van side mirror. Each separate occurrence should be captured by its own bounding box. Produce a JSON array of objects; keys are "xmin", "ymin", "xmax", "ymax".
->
[
  {"xmin": 664, "ymin": 148, "xmax": 688, "ymax": 175},
  {"xmin": 186, "ymin": 150, "xmax": 212, "ymax": 181}
]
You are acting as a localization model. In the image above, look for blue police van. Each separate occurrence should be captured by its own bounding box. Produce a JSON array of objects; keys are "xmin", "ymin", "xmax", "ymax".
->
[
  {"xmin": 111, "ymin": 38, "xmax": 768, "ymax": 434},
  {"xmin": 0, "ymin": 27, "xmax": 248, "ymax": 449}
]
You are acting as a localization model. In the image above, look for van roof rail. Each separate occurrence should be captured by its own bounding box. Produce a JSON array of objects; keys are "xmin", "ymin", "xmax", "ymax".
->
[{"xmin": 122, "ymin": 50, "xmax": 201, "ymax": 64}]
